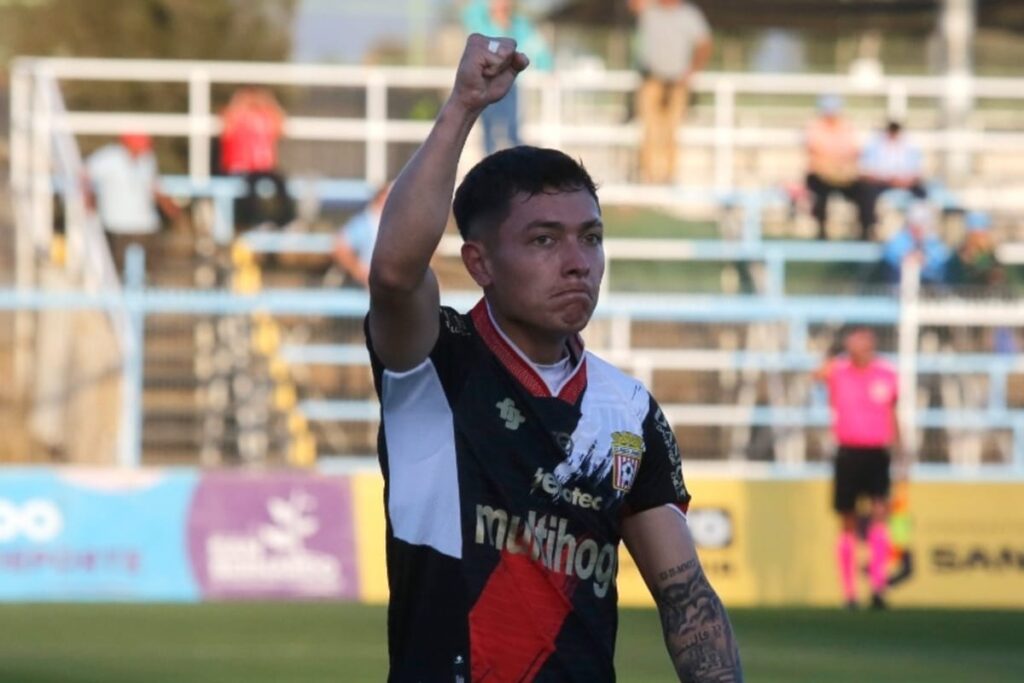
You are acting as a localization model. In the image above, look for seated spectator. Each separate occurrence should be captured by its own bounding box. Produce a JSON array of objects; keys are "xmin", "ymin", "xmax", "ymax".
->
[
  {"xmin": 880, "ymin": 202, "xmax": 950, "ymax": 288},
  {"xmin": 805, "ymin": 95, "xmax": 872, "ymax": 240},
  {"xmin": 859, "ymin": 120, "xmax": 927, "ymax": 233},
  {"xmin": 946, "ymin": 211, "xmax": 1015, "ymax": 352},
  {"xmin": 329, "ymin": 184, "xmax": 390, "ymax": 288},
  {"xmin": 220, "ymin": 87, "xmax": 295, "ymax": 230},
  {"xmin": 85, "ymin": 132, "xmax": 181, "ymax": 274},
  {"xmin": 946, "ymin": 211, "xmax": 1004, "ymax": 292}
]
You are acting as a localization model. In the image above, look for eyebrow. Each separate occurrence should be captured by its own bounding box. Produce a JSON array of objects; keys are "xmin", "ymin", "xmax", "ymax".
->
[{"xmin": 524, "ymin": 218, "xmax": 604, "ymax": 231}]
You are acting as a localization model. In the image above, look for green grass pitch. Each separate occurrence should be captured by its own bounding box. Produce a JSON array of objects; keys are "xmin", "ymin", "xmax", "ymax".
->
[{"xmin": 1, "ymin": 603, "xmax": 1022, "ymax": 682}]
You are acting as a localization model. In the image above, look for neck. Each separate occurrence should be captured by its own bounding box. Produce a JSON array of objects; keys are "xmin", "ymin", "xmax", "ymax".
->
[{"xmin": 488, "ymin": 306, "xmax": 570, "ymax": 365}]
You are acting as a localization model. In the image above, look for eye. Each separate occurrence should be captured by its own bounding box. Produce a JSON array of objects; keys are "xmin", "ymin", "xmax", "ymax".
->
[
  {"xmin": 582, "ymin": 232, "xmax": 603, "ymax": 246},
  {"xmin": 532, "ymin": 234, "xmax": 555, "ymax": 246}
]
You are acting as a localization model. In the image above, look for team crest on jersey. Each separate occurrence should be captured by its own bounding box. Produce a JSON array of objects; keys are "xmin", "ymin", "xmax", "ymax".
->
[{"xmin": 611, "ymin": 431, "xmax": 644, "ymax": 492}]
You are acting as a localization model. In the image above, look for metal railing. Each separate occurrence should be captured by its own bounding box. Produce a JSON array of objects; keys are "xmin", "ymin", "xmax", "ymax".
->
[
  {"xmin": 4, "ymin": 266, "xmax": 1024, "ymax": 477},
  {"xmin": 9, "ymin": 56, "xmax": 1024, "ymax": 476},
  {"xmin": 12, "ymin": 56, "xmax": 1024, "ymax": 200}
]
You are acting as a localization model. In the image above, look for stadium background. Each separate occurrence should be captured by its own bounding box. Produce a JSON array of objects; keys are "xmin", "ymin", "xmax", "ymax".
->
[{"xmin": 2, "ymin": 1, "xmax": 1024, "ymax": 681}]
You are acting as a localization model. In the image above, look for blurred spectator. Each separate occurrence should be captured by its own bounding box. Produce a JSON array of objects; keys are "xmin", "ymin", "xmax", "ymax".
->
[
  {"xmin": 880, "ymin": 202, "xmax": 951, "ymax": 287},
  {"xmin": 946, "ymin": 211, "xmax": 1004, "ymax": 291},
  {"xmin": 629, "ymin": 0, "xmax": 712, "ymax": 184},
  {"xmin": 805, "ymin": 95, "xmax": 871, "ymax": 240},
  {"xmin": 859, "ymin": 120, "xmax": 927, "ymax": 234},
  {"xmin": 85, "ymin": 132, "xmax": 181, "ymax": 274},
  {"xmin": 330, "ymin": 184, "xmax": 391, "ymax": 288},
  {"xmin": 219, "ymin": 87, "xmax": 295, "ymax": 230},
  {"xmin": 751, "ymin": 29, "xmax": 805, "ymax": 73},
  {"xmin": 461, "ymin": 0, "xmax": 552, "ymax": 154},
  {"xmin": 946, "ymin": 211, "xmax": 1015, "ymax": 353}
]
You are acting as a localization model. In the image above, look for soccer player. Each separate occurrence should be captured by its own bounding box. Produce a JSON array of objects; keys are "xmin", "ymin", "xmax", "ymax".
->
[
  {"xmin": 366, "ymin": 34, "xmax": 742, "ymax": 682},
  {"xmin": 815, "ymin": 326, "xmax": 904, "ymax": 610}
]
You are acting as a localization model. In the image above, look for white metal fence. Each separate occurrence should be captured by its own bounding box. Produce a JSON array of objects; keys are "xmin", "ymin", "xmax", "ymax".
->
[{"xmin": 12, "ymin": 57, "xmax": 1024, "ymax": 199}]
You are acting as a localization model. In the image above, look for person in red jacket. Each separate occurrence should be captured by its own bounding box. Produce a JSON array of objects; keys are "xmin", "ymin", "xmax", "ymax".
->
[{"xmin": 219, "ymin": 87, "xmax": 294, "ymax": 230}]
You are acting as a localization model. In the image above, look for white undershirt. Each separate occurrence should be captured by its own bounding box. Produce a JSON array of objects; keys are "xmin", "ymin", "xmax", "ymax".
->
[
  {"xmin": 532, "ymin": 355, "xmax": 574, "ymax": 395},
  {"xmin": 485, "ymin": 301, "xmax": 579, "ymax": 395}
]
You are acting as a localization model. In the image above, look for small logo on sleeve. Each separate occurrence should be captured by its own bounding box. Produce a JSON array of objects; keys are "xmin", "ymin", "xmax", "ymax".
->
[
  {"xmin": 496, "ymin": 398, "xmax": 526, "ymax": 430},
  {"xmin": 611, "ymin": 431, "xmax": 644, "ymax": 492}
]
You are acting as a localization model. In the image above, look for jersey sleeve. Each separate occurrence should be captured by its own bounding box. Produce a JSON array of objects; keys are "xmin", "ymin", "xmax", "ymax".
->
[
  {"xmin": 365, "ymin": 305, "xmax": 475, "ymax": 401},
  {"xmin": 624, "ymin": 394, "xmax": 692, "ymax": 516}
]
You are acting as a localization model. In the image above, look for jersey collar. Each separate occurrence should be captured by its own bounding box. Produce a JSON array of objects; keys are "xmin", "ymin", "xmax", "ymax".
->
[{"xmin": 470, "ymin": 298, "xmax": 587, "ymax": 404}]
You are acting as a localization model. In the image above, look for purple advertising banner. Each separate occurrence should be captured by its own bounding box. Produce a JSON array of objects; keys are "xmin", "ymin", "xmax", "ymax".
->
[{"xmin": 186, "ymin": 472, "xmax": 360, "ymax": 600}]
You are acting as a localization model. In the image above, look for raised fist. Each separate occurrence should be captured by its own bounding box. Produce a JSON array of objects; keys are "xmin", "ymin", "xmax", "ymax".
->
[{"xmin": 451, "ymin": 33, "xmax": 530, "ymax": 114}]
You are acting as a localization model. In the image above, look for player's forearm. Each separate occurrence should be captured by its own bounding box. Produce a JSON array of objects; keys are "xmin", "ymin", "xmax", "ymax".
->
[
  {"xmin": 370, "ymin": 99, "xmax": 479, "ymax": 293},
  {"xmin": 655, "ymin": 560, "xmax": 743, "ymax": 683}
]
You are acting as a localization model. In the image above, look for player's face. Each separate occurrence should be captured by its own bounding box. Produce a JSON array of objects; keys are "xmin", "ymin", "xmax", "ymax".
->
[{"xmin": 466, "ymin": 189, "xmax": 604, "ymax": 358}]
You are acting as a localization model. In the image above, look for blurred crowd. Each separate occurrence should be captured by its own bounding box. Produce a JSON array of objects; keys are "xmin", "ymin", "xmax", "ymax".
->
[{"xmin": 75, "ymin": 0, "xmax": 1010, "ymax": 299}]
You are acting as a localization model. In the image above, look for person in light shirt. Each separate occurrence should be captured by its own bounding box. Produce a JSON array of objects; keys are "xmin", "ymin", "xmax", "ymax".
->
[
  {"xmin": 815, "ymin": 326, "xmax": 906, "ymax": 610},
  {"xmin": 85, "ymin": 132, "xmax": 181, "ymax": 273},
  {"xmin": 629, "ymin": 0, "xmax": 712, "ymax": 184},
  {"xmin": 859, "ymin": 120, "xmax": 927, "ymax": 235},
  {"xmin": 331, "ymin": 184, "xmax": 391, "ymax": 288},
  {"xmin": 805, "ymin": 95, "xmax": 872, "ymax": 240}
]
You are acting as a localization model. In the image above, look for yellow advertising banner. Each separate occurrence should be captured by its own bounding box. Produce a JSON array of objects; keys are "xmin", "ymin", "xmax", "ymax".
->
[{"xmin": 350, "ymin": 474, "xmax": 1024, "ymax": 609}]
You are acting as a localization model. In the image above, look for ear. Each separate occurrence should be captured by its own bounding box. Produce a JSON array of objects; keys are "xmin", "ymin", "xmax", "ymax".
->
[{"xmin": 461, "ymin": 240, "xmax": 494, "ymax": 288}]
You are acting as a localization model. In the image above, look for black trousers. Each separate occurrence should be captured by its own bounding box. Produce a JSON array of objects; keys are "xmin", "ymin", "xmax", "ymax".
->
[
  {"xmin": 234, "ymin": 171, "xmax": 296, "ymax": 230},
  {"xmin": 859, "ymin": 180, "xmax": 927, "ymax": 233},
  {"xmin": 806, "ymin": 173, "xmax": 873, "ymax": 240}
]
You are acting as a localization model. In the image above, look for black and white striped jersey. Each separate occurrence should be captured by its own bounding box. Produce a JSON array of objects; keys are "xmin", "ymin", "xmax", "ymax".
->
[{"xmin": 367, "ymin": 299, "xmax": 691, "ymax": 683}]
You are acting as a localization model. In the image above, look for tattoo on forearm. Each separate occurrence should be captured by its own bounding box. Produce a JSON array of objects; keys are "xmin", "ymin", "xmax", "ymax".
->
[
  {"xmin": 655, "ymin": 563, "xmax": 743, "ymax": 683},
  {"xmin": 657, "ymin": 559, "xmax": 698, "ymax": 583}
]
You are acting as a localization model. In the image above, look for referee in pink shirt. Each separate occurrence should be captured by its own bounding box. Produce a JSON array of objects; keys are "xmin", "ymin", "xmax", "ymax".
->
[{"xmin": 815, "ymin": 326, "xmax": 905, "ymax": 609}]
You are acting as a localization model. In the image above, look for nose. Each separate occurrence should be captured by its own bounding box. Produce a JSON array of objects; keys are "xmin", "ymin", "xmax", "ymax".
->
[{"xmin": 561, "ymin": 239, "xmax": 592, "ymax": 278}]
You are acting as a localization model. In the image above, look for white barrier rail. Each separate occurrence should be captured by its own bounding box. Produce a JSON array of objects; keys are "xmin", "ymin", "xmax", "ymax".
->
[{"xmin": 12, "ymin": 56, "xmax": 1024, "ymax": 196}]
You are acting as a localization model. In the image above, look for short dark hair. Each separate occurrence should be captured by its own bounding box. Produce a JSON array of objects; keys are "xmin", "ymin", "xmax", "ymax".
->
[{"xmin": 452, "ymin": 146, "xmax": 600, "ymax": 240}]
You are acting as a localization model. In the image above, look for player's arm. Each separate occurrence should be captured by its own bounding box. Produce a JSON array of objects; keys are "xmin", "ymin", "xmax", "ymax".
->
[
  {"xmin": 622, "ymin": 506, "xmax": 743, "ymax": 683},
  {"xmin": 367, "ymin": 34, "xmax": 528, "ymax": 371}
]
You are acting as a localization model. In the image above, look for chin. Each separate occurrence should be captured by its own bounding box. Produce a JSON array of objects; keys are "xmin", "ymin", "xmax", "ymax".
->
[{"xmin": 556, "ymin": 306, "xmax": 594, "ymax": 333}]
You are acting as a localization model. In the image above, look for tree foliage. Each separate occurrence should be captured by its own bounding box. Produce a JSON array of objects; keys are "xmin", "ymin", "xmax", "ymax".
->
[
  {"xmin": 1, "ymin": 0, "xmax": 297, "ymax": 63},
  {"xmin": 1, "ymin": 0, "xmax": 298, "ymax": 168}
]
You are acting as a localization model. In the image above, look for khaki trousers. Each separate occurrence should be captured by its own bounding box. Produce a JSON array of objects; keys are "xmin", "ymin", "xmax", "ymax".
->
[{"xmin": 637, "ymin": 77, "xmax": 689, "ymax": 184}]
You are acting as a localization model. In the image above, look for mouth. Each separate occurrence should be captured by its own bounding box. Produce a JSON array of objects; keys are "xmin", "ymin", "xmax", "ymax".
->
[{"xmin": 553, "ymin": 289, "xmax": 593, "ymax": 300}]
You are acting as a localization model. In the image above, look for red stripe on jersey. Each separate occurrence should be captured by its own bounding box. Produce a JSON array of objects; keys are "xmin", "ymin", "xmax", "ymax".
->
[
  {"xmin": 469, "ymin": 550, "xmax": 575, "ymax": 682},
  {"xmin": 470, "ymin": 298, "xmax": 587, "ymax": 404}
]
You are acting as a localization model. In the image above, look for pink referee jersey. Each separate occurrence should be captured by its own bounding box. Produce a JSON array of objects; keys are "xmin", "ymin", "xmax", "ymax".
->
[{"xmin": 826, "ymin": 357, "xmax": 898, "ymax": 447}]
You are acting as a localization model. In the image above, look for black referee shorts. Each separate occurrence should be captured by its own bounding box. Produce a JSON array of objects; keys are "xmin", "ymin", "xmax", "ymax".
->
[{"xmin": 833, "ymin": 446, "xmax": 891, "ymax": 513}]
